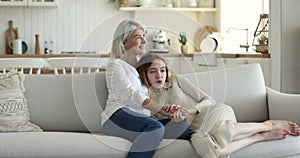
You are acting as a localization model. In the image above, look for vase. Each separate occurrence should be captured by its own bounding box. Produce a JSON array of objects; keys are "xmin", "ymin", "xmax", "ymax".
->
[
  {"xmin": 119, "ymin": 0, "xmax": 128, "ymax": 7},
  {"xmin": 181, "ymin": 45, "xmax": 188, "ymax": 54},
  {"xmin": 172, "ymin": 0, "xmax": 181, "ymax": 7},
  {"xmin": 136, "ymin": 0, "xmax": 152, "ymax": 7}
]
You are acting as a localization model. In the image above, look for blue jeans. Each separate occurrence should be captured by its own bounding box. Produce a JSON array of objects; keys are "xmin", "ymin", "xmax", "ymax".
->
[{"xmin": 102, "ymin": 108, "xmax": 190, "ymax": 158}]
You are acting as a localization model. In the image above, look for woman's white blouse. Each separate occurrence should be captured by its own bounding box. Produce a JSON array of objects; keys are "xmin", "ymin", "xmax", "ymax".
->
[{"xmin": 101, "ymin": 59, "xmax": 150, "ymax": 125}]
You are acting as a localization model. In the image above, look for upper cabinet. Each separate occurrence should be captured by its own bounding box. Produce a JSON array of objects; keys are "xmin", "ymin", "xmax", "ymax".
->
[
  {"xmin": 119, "ymin": 0, "xmax": 216, "ymax": 13},
  {"xmin": 119, "ymin": 7, "xmax": 217, "ymax": 12},
  {"xmin": 28, "ymin": 0, "xmax": 58, "ymax": 7},
  {"xmin": 0, "ymin": 0, "xmax": 27, "ymax": 6},
  {"xmin": 0, "ymin": 0, "xmax": 58, "ymax": 7}
]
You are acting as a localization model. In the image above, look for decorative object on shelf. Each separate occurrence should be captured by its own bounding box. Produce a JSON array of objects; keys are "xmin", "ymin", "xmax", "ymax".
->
[
  {"xmin": 172, "ymin": 0, "xmax": 181, "ymax": 7},
  {"xmin": 179, "ymin": 32, "xmax": 188, "ymax": 54},
  {"xmin": 165, "ymin": 0, "xmax": 173, "ymax": 7},
  {"xmin": 198, "ymin": 0, "xmax": 214, "ymax": 8},
  {"xmin": 194, "ymin": 25, "xmax": 217, "ymax": 52},
  {"xmin": 136, "ymin": 0, "xmax": 152, "ymax": 7},
  {"xmin": 151, "ymin": 30, "xmax": 170, "ymax": 53},
  {"xmin": 252, "ymin": 14, "xmax": 269, "ymax": 54},
  {"xmin": 200, "ymin": 36, "xmax": 218, "ymax": 53},
  {"xmin": 182, "ymin": 0, "xmax": 197, "ymax": 7},
  {"xmin": 5, "ymin": 20, "xmax": 18, "ymax": 54},
  {"xmin": 9, "ymin": 39, "xmax": 27, "ymax": 55},
  {"xmin": 107, "ymin": 0, "xmax": 128, "ymax": 7},
  {"xmin": 35, "ymin": 34, "xmax": 41, "ymax": 55}
]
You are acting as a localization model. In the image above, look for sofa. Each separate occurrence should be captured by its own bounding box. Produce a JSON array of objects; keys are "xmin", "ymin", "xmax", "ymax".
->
[{"xmin": 1, "ymin": 63, "xmax": 300, "ymax": 158}]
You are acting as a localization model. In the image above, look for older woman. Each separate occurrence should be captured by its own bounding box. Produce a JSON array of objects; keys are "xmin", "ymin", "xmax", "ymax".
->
[{"xmin": 101, "ymin": 20, "xmax": 190, "ymax": 158}]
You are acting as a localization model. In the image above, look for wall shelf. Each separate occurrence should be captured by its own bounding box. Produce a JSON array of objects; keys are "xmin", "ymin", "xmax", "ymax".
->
[
  {"xmin": 119, "ymin": 7, "xmax": 217, "ymax": 12},
  {"xmin": 0, "ymin": 53, "xmax": 270, "ymax": 59}
]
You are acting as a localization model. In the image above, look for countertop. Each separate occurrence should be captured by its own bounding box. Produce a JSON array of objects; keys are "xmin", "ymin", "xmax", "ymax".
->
[{"xmin": 0, "ymin": 53, "xmax": 270, "ymax": 58}]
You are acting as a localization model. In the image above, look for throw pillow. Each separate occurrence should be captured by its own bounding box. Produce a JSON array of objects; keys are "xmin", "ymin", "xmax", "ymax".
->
[{"xmin": 0, "ymin": 72, "xmax": 42, "ymax": 132}]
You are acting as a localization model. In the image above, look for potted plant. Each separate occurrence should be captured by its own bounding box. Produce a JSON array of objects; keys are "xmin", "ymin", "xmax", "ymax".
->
[
  {"xmin": 257, "ymin": 34, "xmax": 268, "ymax": 45},
  {"xmin": 107, "ymin": 0, "xmax": 128, "ymax": 7},
  {"xmin": 179, "ymin": 32, "xmax": 188, "ymax": 54},
  {"xmin": 255, "ymin": 34, "xmax": 268, "ymax": 53}
]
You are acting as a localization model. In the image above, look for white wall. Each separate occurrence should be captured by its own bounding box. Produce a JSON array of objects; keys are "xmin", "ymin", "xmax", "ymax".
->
[
  {"xmin": 270, "ymin": 0, "xmax": 300, "ymax": 93},
  {"xmin": 0, "ymin": 0, "xmax": 217, "ymax": 55},
  {"xmin": 0, "ymin": 0, "xmax": 121, "ymax": 54}
]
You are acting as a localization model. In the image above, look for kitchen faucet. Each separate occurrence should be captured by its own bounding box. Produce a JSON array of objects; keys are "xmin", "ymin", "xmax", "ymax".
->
[{"xmin": 227, "ymin": 27, "xmax": 249, "ymax": 52}]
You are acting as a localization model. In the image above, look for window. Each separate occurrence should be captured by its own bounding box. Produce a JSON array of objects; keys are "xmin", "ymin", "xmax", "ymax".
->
[{"xmin": 219, "ymin": 0, "xmax": 269, "ymax": 53}]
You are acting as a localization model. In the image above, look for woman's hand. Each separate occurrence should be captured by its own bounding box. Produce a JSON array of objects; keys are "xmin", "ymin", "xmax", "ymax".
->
[{"xmin": 162, "ymin": 104, "xmax": 180, "ymax": 113}]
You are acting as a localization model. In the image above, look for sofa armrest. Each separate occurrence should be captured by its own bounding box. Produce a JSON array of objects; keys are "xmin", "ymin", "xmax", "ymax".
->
[{"xmin": 266, "ymin": 87, "xmax": 300, "ymax": 124}]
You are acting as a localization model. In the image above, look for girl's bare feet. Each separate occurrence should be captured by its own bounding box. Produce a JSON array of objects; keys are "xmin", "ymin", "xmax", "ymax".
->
[
  {"xmin": 265, "ymin": 120, "xmax": 300, "ymax": 136},
  {"xmin": 259, "ymin": 129, "xmax": 290, "ymax": 141}
]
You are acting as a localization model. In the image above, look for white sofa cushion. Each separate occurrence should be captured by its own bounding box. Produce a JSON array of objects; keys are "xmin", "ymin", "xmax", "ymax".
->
[
  {"xmin": 0, "ymin": 132, "xmax": 199, "ymax": 158},
  {"xmin": 181, "ymin": 63, "xmax": 268, "ymax": 122},
  {"xmin": 0, "ymin": 73, "xmax": 42, "ymax": 132},
  {"xmin": 24, "ymin": 64, "xmax": 268, "ymax": 132},
  {"xmin": 24, "ymin": 73, "xmax": 107, "ymax": 132}
]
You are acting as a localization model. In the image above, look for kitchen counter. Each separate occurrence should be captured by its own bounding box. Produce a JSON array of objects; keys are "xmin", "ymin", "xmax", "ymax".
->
[{"xmin": 0, "ymin": 53, "xmax": 270, "ymax": 58}]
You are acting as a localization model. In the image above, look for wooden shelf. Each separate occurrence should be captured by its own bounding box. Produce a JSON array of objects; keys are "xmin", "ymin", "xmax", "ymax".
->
[
  {"xmin": 0, "ymin": 54, "xmax": 110, "ymax": 58},
  {"xmin": 119, "ymin": 7, "xmax": 217, "ymax": 12}
]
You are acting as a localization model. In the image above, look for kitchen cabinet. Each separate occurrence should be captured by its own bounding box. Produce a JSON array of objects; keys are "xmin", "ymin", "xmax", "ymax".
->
[
  {"xmin": 0, "ymin": 0, "xmax": 58, "ymax": 7},
  {"xmin": 28, "ymin": 0, "xmax": 58, "ymax": 7},
  {"xmin": 0, "ymin": 0, "xmax": 27, "ymax": 6},
  {"xmin": 119, "ymin": 0, "xmax": 220, "ymax": 31},
  {"xmin": 119, "ymin": 7, "xmax": 217, "ymax": 12}
]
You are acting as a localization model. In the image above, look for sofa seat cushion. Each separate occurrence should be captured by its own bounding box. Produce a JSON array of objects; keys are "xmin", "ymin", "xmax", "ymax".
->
[
  {"xmin": 0, "ymin": 132, "xmax": 129, "ymax": 158},
  {"xmin": 0, "ymin": 132, "xmax": 299, "ymax": 158},
  {"xmin": 231, "ymin": 136, "xmax": 300, "ymax": 158},
  {"xmin": 0, "ymin": 132, "xmax": 199, "ymax": 158}
]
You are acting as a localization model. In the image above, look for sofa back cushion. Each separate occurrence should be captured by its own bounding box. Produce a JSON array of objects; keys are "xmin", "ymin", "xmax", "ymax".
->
[
  {"xmin": 24, "ymin": 72, "xmax": 107, "ymax": 132},
  {"xmin": 181, "ymin": 63, "xmax": 268, "ymax": 122},
  {"xmin": 24, "ymin": 63, "xmax": 268, "ymax": 132}
]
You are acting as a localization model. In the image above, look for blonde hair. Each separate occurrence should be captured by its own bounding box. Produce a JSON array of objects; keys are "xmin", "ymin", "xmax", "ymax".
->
[{"xmin": 111, "ymin": 19, "xmax": 145, "ymax": 59}]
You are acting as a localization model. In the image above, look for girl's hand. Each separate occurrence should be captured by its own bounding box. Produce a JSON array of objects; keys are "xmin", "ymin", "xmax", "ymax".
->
[
  {"xmin": 171, "ymin": 110, "xmax": 186, "ymax": 122},
  {"xmin": 163, "ymin": 105, "xmax": 190, "ymax": 117}
]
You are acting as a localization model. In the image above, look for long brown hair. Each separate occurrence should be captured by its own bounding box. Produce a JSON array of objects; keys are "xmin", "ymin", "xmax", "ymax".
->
[{"xmin": 136, "ymin": 53, "xmax": 169, "ymax": 88}]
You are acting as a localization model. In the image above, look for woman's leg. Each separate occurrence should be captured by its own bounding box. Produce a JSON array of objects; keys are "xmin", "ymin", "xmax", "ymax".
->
[
  {"xmin": 159, "ymin": 118, "xmax": 190, "ymax": 140},
  {"xmin": 219, "ymin": 129, "xmax": 290, "ymax": 157},
  {"xmin": 233, "ymin": 120, "xmax": 300, "ymax": 141},
  {"xmin": 102, "ymin": 108, "xmax": 164, "ymax": 158}
]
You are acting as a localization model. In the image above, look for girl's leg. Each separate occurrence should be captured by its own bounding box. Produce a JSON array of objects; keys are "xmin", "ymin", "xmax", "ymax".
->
[
  {"xmin": 233, "ymin": 120, "xmax": 300, "ymax": 141},
  {"xmin": 102, "ymin": 108, "xmax": 164, "ymax": 158},
  {"xmin": 219, "ymin": 129, "xmax": 290, "ymax": 157}
]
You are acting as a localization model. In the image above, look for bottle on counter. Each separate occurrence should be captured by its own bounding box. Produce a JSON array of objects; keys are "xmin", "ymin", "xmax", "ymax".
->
[
  {"xmin": 44, "ymin": 41, "xmax": 49, "ymax": 54},
  {"xmin": 35, "ymin": 34, "xmax": 40, "ymax": 55},
  {"xmin": 49, "ymin": 40, "xmax": 55, "ymax": 54}
]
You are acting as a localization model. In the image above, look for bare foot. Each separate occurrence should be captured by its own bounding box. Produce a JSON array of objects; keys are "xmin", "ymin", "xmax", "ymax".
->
[
  {"xmin": 265, "ymin": 120, "xmax": 300, "ymax": 136},
  {"xmin": 259, "ymin": 129, "xmax": 290, "ymax": 141}
]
